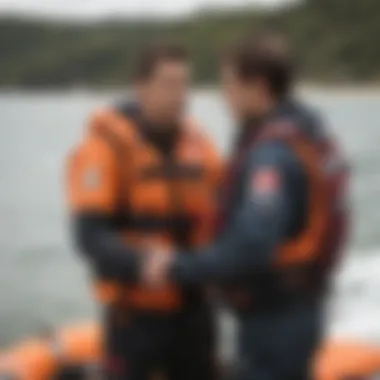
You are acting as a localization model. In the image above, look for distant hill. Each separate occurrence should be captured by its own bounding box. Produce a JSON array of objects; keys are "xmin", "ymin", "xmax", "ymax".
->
[{"xmin": 1, "ymin": 0, "xmax": 379, "ymax": 87}]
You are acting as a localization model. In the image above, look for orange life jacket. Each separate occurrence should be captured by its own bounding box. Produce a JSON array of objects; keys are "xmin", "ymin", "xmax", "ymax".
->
[{"xmin": 68, "ymin": 107, "xmax": 221, "ymax": 311}]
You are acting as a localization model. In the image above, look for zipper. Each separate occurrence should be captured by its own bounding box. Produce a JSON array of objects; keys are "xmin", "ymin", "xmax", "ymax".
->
[{"xmin": 165, "ymin": 153, "xmax": 190, "ymax": 249}]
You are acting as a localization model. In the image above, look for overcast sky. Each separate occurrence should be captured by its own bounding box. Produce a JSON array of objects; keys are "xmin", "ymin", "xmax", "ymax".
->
[{"xmin": 0, "ymin": 0, "xmax": 292, "ymax": 19}]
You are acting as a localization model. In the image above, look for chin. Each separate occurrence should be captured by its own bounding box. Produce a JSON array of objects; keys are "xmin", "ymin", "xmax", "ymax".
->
[
  {"xmin": 166, "ymin": 108, "xmax": 183, "ymax": 121},
  {"xmin": 230, "ymin": 108, "xmax": 244, "ymax": 120},
  {"xmin": 160, "ymin": 112, "xmax": 181, "ymax": 125}
]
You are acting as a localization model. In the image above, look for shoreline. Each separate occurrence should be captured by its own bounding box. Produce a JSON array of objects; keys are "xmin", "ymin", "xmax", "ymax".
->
[{"xmin": 1, "ymin": 83, "xmax": 380, "ymax": 96}]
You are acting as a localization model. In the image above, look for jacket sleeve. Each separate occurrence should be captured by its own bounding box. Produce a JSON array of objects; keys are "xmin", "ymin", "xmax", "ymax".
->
[
  {"xmin": 66, "ymin": 135, "xmax": 141, "ymax": 283},
  {"xmin": 170, "ymin": 140, "xmax": 306, "ymax": 285}
]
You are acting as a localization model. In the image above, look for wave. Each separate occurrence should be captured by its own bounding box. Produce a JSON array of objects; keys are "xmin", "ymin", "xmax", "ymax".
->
[{"xmin": 328, "ymin": 249, "xmax": 380, "ymax": 342}]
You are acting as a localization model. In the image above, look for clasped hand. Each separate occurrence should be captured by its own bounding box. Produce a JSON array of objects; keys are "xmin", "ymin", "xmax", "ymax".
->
[{"xmin": 140, "ymin": 247, "xmax": 173, "ymax": 288}]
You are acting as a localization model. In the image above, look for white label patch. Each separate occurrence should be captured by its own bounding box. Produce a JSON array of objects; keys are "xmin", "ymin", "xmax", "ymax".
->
[{"xmin": 82, "ymin": 167, "xmax": 100, "ymax": 190}]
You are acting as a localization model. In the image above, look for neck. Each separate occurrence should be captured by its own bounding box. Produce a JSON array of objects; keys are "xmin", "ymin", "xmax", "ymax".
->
[
  {"xmin": 244, "ymin": 95, "xmax": 281, "ymax": 122},
  {"xmin": 139, "ymin": 104, "xmax": 178, "ymax": 130},
  {"xmin": 257, "ymin": 94, "xmax": 278, "ymax": 117}
]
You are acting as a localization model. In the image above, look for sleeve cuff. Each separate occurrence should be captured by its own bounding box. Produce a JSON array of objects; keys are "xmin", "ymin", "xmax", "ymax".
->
[{"xmin": 170, "ymin": 253, "xmax": 200, "ymax": 285}]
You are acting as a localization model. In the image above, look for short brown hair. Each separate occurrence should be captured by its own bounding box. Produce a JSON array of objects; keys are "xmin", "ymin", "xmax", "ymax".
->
[
  {"xmin": 133, "ymin": 42, "xmax": 188, "ymax": 81},
  {"xmin": 224, "ymin": 34, "xmax": 294, "ymax": 98}
]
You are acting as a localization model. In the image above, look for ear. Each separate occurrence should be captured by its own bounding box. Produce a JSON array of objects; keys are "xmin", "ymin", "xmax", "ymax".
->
[
  {"xmin": 134, "ymin": 81, "xmax": 146, "ymax": 98},
  {"xmin": 245, "ymin": 78, "xmax": 260, "ymax": 97},
  {"xmin": 255, "ymin": 77, "xmax": 267, "ymax": 92}
]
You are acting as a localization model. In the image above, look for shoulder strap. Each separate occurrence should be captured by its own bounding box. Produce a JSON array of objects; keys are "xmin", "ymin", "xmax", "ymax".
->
[
  {"xmin": 253, "ymin": 119, "xmax": 304, "ymax": 147},
  {"xmin": 88, "ymin": 108, "xmax": 138, "ymax": 211}
]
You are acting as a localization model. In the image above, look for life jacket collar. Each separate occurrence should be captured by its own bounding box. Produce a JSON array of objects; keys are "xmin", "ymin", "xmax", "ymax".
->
[{"xmin": 117, "ymin": 101, "xmax": 181, "ymax": 155}]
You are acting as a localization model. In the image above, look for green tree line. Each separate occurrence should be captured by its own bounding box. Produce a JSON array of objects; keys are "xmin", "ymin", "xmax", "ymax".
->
[{"xmin": 1, "ymin": 0, "xmax": 379, "ymax": 87}]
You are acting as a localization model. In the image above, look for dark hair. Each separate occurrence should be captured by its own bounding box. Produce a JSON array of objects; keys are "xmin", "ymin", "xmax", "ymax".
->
[
  {"xmin": 133, "ymin": 42, "xmax": 188, "ymax": 81},
  {"xmin": 224, "ymin": 34, "xmax": 294, "ymax": 98}
]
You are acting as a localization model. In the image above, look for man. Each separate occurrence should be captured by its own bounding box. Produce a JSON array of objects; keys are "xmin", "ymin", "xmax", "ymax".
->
[
  {"xmin": 66, "ymin": 43, "xmax": 221, "ymax": 380},
  {"xmin": 144, "ymin": 36, "xmax": 350, "ymax": 380}
]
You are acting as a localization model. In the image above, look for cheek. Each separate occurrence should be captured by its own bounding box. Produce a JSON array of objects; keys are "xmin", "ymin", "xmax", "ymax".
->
[
  {"xmin": 143, "ymin": 84, "xmax": 161, "ymax": 106},
  {"xmin": 223, "ymin": 85, "xmax": 243, "ymax": 111},
  {"xmin": 242, "ymin": 88, "xmax": 254, "ymax": 108},
  {"xmin": 171, "ymin": 89, "xmax": 188, "ymax": 112},
  {"xmin": 163, "ymin": 81, "xmax": 185, "ymax": 102},
  {"xmin": 222, "ymin": 83, "xmax": 235, "ymax": 103},
  {"xmin": 170, "ymin": 84, "xmax": 186, "ymax": 102},
  {"xmin": 153, "ymin": 86, "xmax": 171, "ymax": 107}
]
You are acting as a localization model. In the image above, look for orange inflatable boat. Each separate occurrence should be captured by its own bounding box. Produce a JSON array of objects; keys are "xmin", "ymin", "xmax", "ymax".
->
[
  {"xmin": 1, "ymin": 321, "xmax": 380, "ymax": 380},
  {"xmin": 0, "ymin": 323, "xmax": 100, "ymax": 380}
]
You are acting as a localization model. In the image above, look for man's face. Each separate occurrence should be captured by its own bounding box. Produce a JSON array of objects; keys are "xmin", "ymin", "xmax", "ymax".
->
[
  {"xmin": 221, "ymin": 63, "xmax": 262, "ymax": 120},
  {"xmin": 137, "ymin": 60, "xmax": 190, "ymax": 123}
]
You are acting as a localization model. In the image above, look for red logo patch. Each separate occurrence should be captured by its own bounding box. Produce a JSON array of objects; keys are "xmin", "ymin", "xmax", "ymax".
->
[{"xmin": 251, "ymin": 168, "xmax": 281, "ymax": 194}]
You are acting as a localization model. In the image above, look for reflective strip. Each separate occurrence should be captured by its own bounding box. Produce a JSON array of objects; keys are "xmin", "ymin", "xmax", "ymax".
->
[{"xmin": 112, "ymin": 213, "xmax": 194, "ymax": 231}]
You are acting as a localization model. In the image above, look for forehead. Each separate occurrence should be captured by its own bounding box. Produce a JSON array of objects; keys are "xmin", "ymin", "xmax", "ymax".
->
[
  {"xmin": 221, "ymin": 63, "xmax": 239, "ymax": 81},
  {"xmin": 152, "ymin": 59, "xmax": 190, "ymax": 78}
]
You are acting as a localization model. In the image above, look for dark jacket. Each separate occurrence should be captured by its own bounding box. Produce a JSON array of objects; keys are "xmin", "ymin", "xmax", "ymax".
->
[{"xmin": 170, "ymin": 100, "xmax": 325, "ymax": 307}]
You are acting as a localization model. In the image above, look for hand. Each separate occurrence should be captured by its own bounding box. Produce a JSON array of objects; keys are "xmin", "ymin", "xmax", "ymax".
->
[{"xmin": 140, "ymin": 248, "xmax": 173, "ymax": 289}]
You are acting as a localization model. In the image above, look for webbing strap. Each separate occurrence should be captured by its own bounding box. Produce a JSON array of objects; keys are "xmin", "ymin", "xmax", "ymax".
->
[{"xmin": 95, "ymin": 121, "xmax": 194, "ymax": 246}]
